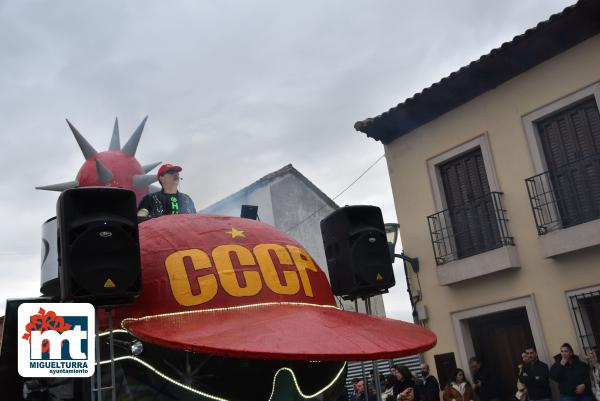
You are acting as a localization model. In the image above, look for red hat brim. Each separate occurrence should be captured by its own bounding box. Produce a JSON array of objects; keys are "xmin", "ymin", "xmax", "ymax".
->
[{"xmin": 123, "ymin": 303, "xmax": 436, "ymax": 361}]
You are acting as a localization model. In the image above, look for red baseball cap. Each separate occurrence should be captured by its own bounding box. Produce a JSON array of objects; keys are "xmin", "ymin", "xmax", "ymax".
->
[
  {"xmin": 156, "ymin": 163, "xmax": 182, "ymax": 179},
  {"xmin": 112, "ymin": 214, "xmax": 436, "ymax": 361}
]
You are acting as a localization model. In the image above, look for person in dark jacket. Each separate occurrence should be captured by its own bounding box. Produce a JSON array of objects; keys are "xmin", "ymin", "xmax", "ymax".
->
[
  {"xmin": 469, "ymin": 357, "xmax": 501, "ymax": 401},
  {"xmin": 137, "ymin": 163, "xmax": 196, "ymax": 218},
  {"xmin": 382, "ymin": 374, "xmax": 398, "ymax": 401},
  {"xmin": 519, "ymin": 346, "xmax": 552, "ymax": 401},
  {"xmin": 419, "ymin": 363, "xmax": 441, "ymax": 401},
  {"xmin": 393, "ymin": 365, "xmax": 420, "ymax": 401},
  {"xmin": 350, "ymin": 379, "xmax": 376, "ymax": 401},
  {"xmin": 549, "ymin": 343, "xmax": 592, "ymax": 401}
]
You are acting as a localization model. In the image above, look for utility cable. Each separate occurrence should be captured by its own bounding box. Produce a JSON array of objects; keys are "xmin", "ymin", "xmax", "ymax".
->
[{"xmin": 283, "ymin": 154, "xmax": 385, "ymax": 233}]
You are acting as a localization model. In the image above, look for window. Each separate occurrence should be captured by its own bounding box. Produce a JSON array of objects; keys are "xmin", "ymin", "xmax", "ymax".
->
[
  {"xmin": 535, "ymin": 97, "xmax": 600, "ymax": 228},
  {"xmin": 438, "ymin": 147, "xmax": 502, "ymax": 259},
  {"xmin": 427, "ymin": 134, "xmax": 518, "ymax": 285},
  {"xmin": 568, "ymin": 287, "xmax": 600, "ymax": 353},
  {"xmin": 523, "ymin": 83, "xmax": 600, "ymax": 257}
]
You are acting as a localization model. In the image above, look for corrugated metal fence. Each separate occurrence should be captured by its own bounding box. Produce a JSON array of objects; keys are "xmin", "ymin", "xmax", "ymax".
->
[{"xmin": 345, "ymin": 355, "xmax": 422, "ymax": 392}]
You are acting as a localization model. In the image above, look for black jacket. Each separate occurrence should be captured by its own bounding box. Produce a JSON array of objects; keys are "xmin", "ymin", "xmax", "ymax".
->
[
  {"xmin": 549, "ymin": 354, "xmax": 592, "ymax": 396},
  {"xmin": 473, "ymin": 367, "xmax": 501, "ymax": 401},
  {"xmin": 393, "ymin": 378, "xmax": 420, "ymax": 401},
  {"xmin": 421, "ymin": 375, "xmax": 440, "ymax": 401},
  {"xmin": 350, "ymin": 392, "xmax": 376, "ymax": 401},
  {"xmin": 519, "ymin": 360, "xmax": 551, "ymax": 399},
  {"xmin": 138, "ymin": 191, "xmax": 196, "ymax": 217}
]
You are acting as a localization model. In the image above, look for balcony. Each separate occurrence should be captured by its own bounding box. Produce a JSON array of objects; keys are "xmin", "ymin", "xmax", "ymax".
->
[
  {"xmin": 428, "ymin": 192, "xmax": 514, "ymax": 264},
  {"xmin": 525, "ymin": 153, "xmax": 600, "ymax": 257},
  {"xmin": 427, "ymin": 192, "xmax": 518, "ymax": 285}
]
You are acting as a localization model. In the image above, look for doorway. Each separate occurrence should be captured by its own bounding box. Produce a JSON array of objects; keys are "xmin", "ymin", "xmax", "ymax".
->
[{"xmin": 468, "ymin": 307, "xmax": 534, "ymax": 401}]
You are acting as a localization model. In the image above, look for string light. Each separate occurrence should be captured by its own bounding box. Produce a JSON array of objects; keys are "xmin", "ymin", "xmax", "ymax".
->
[
  {"xmin": 267, "ymin": 363, "xmax": 347, "ymax": 401},
  {"xmin": 120, "ymin": 301, "xmax": 341, "ymax": 329},
  {"xmin": 98, "ymin": 329, "xmax": 128, "ymax": 337},
  {"xmin": 97, "ymin": 352, "xmax": 346, "ymax": 401}
]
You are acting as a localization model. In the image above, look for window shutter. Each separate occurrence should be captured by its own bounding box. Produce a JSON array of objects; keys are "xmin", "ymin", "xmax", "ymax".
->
[
  {"xmin": 536, "ymin": 97, "xmax": 600, "ymax": 228},
  {"xmin": 439, "ymin": 148, "xmax": 501, "ymax": 259}
]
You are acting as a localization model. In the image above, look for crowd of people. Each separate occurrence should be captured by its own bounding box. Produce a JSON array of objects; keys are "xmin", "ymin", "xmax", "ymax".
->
[
  {"xmin": 348, "ymin": 363, "xmax": 440, "ymax": 401},
  {"xmin": 516, "ymin": 343, "xmax": 600, "ymax": 401},
  {"xmin": 347, "ymin": 344, "xmax": 600, "ymax": 401}
]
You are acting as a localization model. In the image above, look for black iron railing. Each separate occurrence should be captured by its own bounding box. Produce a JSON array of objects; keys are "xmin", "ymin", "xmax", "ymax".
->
[
  {"xmin": 569, "ymin": 290, "xmax": 600, "ymax": 354},
  {"xmin": 427, "ymin": 192, "xmax": 514, "ymax": 265},
  {"xmin": 525, "ymin": 153, "xmax": 600, "ymax": 235}
]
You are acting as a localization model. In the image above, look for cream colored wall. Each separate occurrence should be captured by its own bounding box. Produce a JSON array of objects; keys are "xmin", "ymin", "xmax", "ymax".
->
[{"xmin": 384, "ymin": 34, "xmax": 600, "ymax": 373}]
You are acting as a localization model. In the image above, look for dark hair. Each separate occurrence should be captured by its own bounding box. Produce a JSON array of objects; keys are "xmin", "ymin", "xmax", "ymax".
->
[
  {"xmin": 561, "ymin": 343, "xmax": 574, "ymax": 353},
  {"xmin": 525, "ymin": 345, "xmax": 537, "ymax": 352},
  {"xmin": 385, "ymin": 374, "xmax": 397, "ymax": 389},
  {"xmin": 397, "ymin": 365, "xmax": 413, "ymax": 381},
  {"xmin": 453, "ymin": 368, "xmax": 469, "ymax": 384},
  {"xmin": 469, "ymin": 356, "xmax": 481, "ymax": 364},
  {"xmin": 352, "ymin": 378, "xmax": 360, "ymax": 384}
]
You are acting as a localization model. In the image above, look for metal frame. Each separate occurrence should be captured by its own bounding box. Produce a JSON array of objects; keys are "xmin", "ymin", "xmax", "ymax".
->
[
  {"xmin": 525, "ymin": 152, "xmax": 600, "ymax": 235},
  {"xmin": 427, "ymin": 191, "xmax": 514, "ymax": 265},
  {"xmin": 91, "ymin": 308, "xmax": 117, "ymax": 401},
  {"xmin": 567, "ymin": 288, "xmax": 600, "ymax": 353}
]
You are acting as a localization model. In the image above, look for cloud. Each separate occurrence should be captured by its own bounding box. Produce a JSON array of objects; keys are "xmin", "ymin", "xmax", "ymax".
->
[
  {"xmin": 0, "ymin": 0, "xmax": 575, "ymax": 315},
  {"xmin": 0, "ymin": 255, "xmax": 41, "ymax": 313}
]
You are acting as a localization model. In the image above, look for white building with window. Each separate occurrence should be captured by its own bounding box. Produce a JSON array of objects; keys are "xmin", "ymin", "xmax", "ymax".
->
[{"xmin": 354, "ymin": 1, "xmax": 600, "ymax": 399}]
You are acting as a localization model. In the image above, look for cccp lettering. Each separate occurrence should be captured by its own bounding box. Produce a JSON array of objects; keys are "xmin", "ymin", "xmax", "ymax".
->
[{"xmin": 164, "ymin": 244, "xmax": 319, "ymax": 306}]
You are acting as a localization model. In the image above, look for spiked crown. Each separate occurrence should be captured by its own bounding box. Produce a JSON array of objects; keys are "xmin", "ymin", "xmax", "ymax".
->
[{"xmin": 36, "ymin": 117, "xmax": 161, "ymax": 204}]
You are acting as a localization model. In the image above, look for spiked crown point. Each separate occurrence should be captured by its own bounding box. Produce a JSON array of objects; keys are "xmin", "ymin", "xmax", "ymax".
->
[
  {"xmin": 109, "ymin": 117, "xmax": 120, "ymax": 151},
  {"xmin": 95, "ymin": 159, "xmax": 114, "ymax": 183},
  {"xmin": 142, "ymin": 161, "xmax": 162, "ymax": 174},
  {"xmin": 66, "ymin": 119, "xmax": 98, "ymax": 160},
  {"xmin": 121, "ymin": 116, "xmax": 148, "ymax": 156},
  {"xmin": 35, "ymin": 180, "xmax": 80, "ymax": 192}
]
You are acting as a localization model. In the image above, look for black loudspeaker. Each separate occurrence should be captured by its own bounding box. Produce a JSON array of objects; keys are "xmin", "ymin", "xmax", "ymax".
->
[
  {"xmin": 240, "ymin": 204, "xmax": 259, "ymax": 220},
  {"xmin": 57, "ymin": 187, "xmax": 141, "ymax": 305},
  {"xmin": 320, "ymin": 205, "xmax": 395, "ymax": 298}
]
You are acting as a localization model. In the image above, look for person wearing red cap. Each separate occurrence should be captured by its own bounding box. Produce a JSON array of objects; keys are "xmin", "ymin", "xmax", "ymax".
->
[{"xmin": 137, "ymin": 163, "xmax": 196, "ymax": 218}]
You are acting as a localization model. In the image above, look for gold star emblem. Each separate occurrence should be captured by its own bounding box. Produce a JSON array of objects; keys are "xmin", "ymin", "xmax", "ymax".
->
[{"xmin": 226, "ymin": 228, "xmax": 245, "ymax": 238}]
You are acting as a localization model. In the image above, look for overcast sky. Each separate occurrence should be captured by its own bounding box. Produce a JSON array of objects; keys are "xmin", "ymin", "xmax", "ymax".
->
[{"xmin": 0, "ymin": 0, "xmax": 575, "ymax": 321}]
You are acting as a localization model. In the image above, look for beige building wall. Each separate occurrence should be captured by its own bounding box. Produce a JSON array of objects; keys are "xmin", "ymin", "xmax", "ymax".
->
[{"xmin": 385, "ymin": 34, "xmax": 600, "ymax": 374}]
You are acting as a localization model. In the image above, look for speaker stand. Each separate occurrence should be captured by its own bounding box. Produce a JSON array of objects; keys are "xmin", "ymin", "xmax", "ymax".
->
[
  {"xmin": 91, "ymin": 308, "xmax": 117, "ymax": 401},
  {"xmin": 355, "ymin": 297, "xmax": 384, "ymax": 401}
]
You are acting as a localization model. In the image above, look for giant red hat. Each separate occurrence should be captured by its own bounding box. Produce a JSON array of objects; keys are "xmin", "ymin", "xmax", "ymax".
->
[{"xmin": 112, "ymin": 214, "xmax": 436, "ymax": 361}]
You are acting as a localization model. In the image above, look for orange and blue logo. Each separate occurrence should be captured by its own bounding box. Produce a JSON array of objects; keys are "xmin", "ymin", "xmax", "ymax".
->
[{"xmin": 18, "ymin": 303, "xmax": 95, "ymax": 377}]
